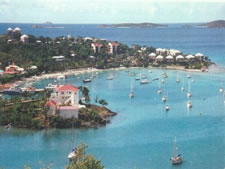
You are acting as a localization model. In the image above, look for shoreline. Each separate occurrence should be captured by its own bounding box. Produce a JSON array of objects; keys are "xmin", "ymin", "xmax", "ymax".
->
[{"xmin": 13, "ymin": 64, "xmax": 217, "ymax": 87}]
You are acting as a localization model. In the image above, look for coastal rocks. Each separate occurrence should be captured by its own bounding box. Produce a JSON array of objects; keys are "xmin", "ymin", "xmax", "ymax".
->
[{"xmin": 78, "ymin": 104, "xmax": 117, "ymax": 128}]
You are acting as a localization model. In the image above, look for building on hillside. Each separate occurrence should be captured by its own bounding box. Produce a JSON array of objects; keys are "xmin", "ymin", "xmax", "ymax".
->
[
  {"xmin": 45, "ymin": 100, "xmax": 57, "ymax": 116},
  {"xmin": 46, "ymin": 85, "xmax": 85, "ymax": 119},
  {"xmin": 7, "ymin": 27, "xmax": 13, "ymax": 38},
  {"xmin": 4, "ymin": 62, "xmax": 24, "ymax": 75},
  {"xmin": 52, "ymin": 55, "xmax": 65, "ymax": 61},
  {"xmin": 20, "ymin": 34, "xmax": 29, "ymax": 43},
  {"xmin": 91, "ymin": 43, "xmax": 103, "ymax": 53},
  {"xmin": 108, "ymin": 42, "xmax": 120, "ymax": 54}
]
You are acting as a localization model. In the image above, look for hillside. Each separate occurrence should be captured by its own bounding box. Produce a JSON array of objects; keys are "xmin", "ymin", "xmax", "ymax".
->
[{"xmin": 199, "ymin": 20, "xmax": 225, "ymax": 28}]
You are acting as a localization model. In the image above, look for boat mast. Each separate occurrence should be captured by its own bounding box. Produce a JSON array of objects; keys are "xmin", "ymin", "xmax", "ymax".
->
[{"xmin": 173, "ymin": 137, "xmax": 177, "ymax": 157}]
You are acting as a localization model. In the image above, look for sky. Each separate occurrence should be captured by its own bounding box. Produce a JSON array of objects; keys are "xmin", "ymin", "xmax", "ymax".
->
[{"xmin": 0, "ymin": 0, "xmax": 225, "ymax": 24}]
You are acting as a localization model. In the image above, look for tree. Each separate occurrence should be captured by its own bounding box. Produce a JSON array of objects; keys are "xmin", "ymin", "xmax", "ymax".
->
[
  {"xmin": 98, "ymin": 99, "xmax": 108, "ymax": 107},
  {"xmin": 67, "ymin": 144, "xmax": 104, "ymax": 169},
  {"xmin": 82, "ymin": 87, "xmax": 90, "ymax": 104}
]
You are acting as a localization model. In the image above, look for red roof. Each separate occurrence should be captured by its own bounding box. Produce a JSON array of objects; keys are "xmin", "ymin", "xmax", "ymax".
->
[
  {"xmin": 59, "ymin": 106, "xmax": 79, "ymax": 110},
  {"xmin": 92, "ymin": 43, "xmax": 103, "ymax": 47},
  {"xmin": 45, "ymin": 100, "xmax": 57, "ymax": 107},
  {"xmin": 109, "ymin": 42, "xmax": 120, "ymax": 46},
  {"xmin": 56, "ymin": 85, "xmax": 78, "ymax": 92}
]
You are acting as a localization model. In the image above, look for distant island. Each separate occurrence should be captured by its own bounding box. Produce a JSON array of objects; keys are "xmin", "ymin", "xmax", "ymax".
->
[
  {"xmin": 99, "ymin": 22, "xmax": 168, "ymax": 28},
  {"xmin": 198, "ymin": 20, "xmax": 225, "ymax": 28}
]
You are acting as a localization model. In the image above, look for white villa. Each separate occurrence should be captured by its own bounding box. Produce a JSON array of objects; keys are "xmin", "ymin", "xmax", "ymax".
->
[{"xmin": 45, "ymin": 85, "xmax": 85, "ymax": 119}]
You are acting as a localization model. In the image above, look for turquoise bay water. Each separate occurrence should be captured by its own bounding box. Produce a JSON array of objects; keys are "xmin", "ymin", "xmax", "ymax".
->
[
  {"xmin": 0, "ymin": 24, "xmax": 225, "ymax": 168},
  {"xmin": 1, "ymin": 68, "xmax": 225, "ymax": 169}
]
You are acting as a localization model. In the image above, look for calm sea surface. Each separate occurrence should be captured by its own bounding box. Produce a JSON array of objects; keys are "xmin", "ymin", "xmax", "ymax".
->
[{"xmin": 0, "ymin": 24, "xmax": 225, "ymax": 169}]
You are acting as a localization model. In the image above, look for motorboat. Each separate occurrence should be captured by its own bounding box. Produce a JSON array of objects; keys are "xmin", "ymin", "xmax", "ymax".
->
[
  {"xmin": 135, "ymin": 77, "xmax": 140, "ymax": 80},
  {"xmin": 152, "ymin": 77, "xmax": 159, "ymax": 81},
  {"xmin": 141, "ymin": 74, "xmax": 147, "ymax": 79},
  {"xmin": 83, "ymin": 78, "xmax": 92, "ymax": 83},
  {"xmin": 106, "ymin": 76, "xmax": 113, "ymax": 80},
  {"xmin": 161, "ymin": 79, "xmax": 165, "ymax": 84},
  {"xmin": 140, "ymin": 79, "xmax": 149, "ymax": 84},
  {"xmin": 57, "ymin": 75, "xmax": 66, "ymax": 80}
]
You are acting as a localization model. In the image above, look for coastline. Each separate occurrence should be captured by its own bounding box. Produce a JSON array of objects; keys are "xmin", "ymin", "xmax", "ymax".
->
[{"xmin": 15, "ymin": 65, "xmax": 214, "ymax": 87}]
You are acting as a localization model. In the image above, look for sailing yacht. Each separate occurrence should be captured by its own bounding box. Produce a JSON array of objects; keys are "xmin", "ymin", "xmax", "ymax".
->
[
  {"xmin": 165, "ymin": 104, "xmax": 170, "ymax": 111},
  {"xmin": 68, "ymin": 120, "xmax": 76, "ymax": 161},
  {"xmin": 187, "ymin": 80, "xmax": 192, "ymax": 98},
  {"xmin": 170, "ymin": 137, "xmax": 183, "ymax": 165},
  {"xmin": 162, "ymin": 96, "xmax": 167, "ymax": 102},
  {"xmin": 176, "ymin": 73, "xmax": 180, "ymax": 83},
  {"xmin": 129, "ymin": 80, "xmax": 134, "ymax": 98},
  {"xmin": 187, "ymin": 99, "xmax": 192, "ymax": 108},
  {"xmin": 158, "ymin": 81, "xmax": 162, "ymax": 94},
  {"xmin": 219, "ymin": 87, "xmax": 224, "ymax": 94}
]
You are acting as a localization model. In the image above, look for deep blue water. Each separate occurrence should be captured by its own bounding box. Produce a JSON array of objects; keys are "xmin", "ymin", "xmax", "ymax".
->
[{"xmin": 0, "ymin": 24, "xmax": 225, "ymax": 169}]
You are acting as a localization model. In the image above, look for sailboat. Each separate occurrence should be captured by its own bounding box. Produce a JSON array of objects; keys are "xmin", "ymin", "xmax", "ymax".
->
[
  {"xmin": 170, "ymin": 137, "xmax": 183, "ymax": 165},
  {"xmin": 187, "ymin": 98, "xmax": 192, "ymax": 109},
  {"xmin": 158, "ymin": 81, "xmax": 162, "ymax": 94},
  {"xmin": 187, "ymin": 80, "xmax": 192, "ymax": 98},
  {"xmin": 176, "ymin": 73, "xmax": 180, "ymax": 83},
  {"xmin": 129, "ymin": 80, "xmax": 134, "ymax": 98},
  {"xmin": 165, "ymin": 91, "xmax": 169, "ymax": 111},
  {"xmin": 219, "ymin": 87, "xmax": 224, "ymax": 94},
  {"xmin": 181, "ymin": 78, "xmax": 184, "ymax": 92},
  {"xmin": 68, "ymin": 119, "xmax": 77, "ymax": 161}
]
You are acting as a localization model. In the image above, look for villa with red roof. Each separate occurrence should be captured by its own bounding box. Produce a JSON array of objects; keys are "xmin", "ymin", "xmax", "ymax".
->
[
  {"xmin": 45, "ymin": 84, "xmax": 85, "ymax": 119},
  {"xmin": 108, "ymin": 42, "xmax": 120, "ymax": 54},
  {"xmin": 91, "ymin": 42, "xmax": 103, "ymax": 53}
]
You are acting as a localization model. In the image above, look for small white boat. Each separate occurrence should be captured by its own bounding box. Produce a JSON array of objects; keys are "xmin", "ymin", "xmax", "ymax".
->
[
  {"xmin": 106, "ymin": 76, "xmax": 113, "ymax": 80},
  {"xmin": 141, "ymin": 74, "xmax": 147, "ymax": 79},
  {"xmin": 129, "ymin": 80, "xmax": 134, "ymax": 98},
  {"xmin": 181, "ymin": 87, "xmax": 184, "ymax": 92},
  {"xmin": 129, "ymin": 72, "xmax": 135, "ymax": 76},
  {"xmin": 152, "ymin": 77, "xmax": 159, "ymax": 81},
  {"xmin": 149, "ymin": 70, "xmax": 152, "ymax": 73},
  {"xmin": 170, "ymin": 137, "xmax": 183, "ymax": 165},
  {"xmin": 161, "ymin": 79, "xmax": 165, "ymax": 84},
  {"xmin": 68, "ymin": 148, "xmax": 77, "ymax": 160},
  {"xmin": 187, "ymin": 92, "xmax": 192, "ymax": 98},
  {"xmin": 187, "ymin": 100, "xmax": 192, "ymax": 108},
  {"xmin": 57, "ymin": 75, "xmax": 66, "ymax": 80},
  {"xmin": 135, "ymin": 77, "xmax": 140, "ymax": 80},
  {"xmin": 219, "ymin": 88, "xmax": 224, "ymax": 94},
  {"xmin": 165, "ymin": 105, "xmax": 170, "ymax": 111},
  {"xmin": 176, "ymin": 73, "xmax": 180, "ymax": 83},
  {"xmin": 162, "ymin": 96, "xmax": 167, "ymax": 102},
  {"xmin": 83, "ymin": 78, "xmax": 92, "ymax": 83},
  {"xmin": 158, "ymin": 88, "xmax": 162, "ymax": 94},
  {"xmin": 129, "ymin": 92, "xmax": 134, "ymax": 98},
  {"xmin": 187, "ymin": 74, "xmax": 191, "ymax": 78},
  {"xmin": 140, "ymin": 79, "xmax": 149, "ymax": 84},
  {"xmin": 187, "ymin": 80, "xmax": 192, "ymax": 98}
]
